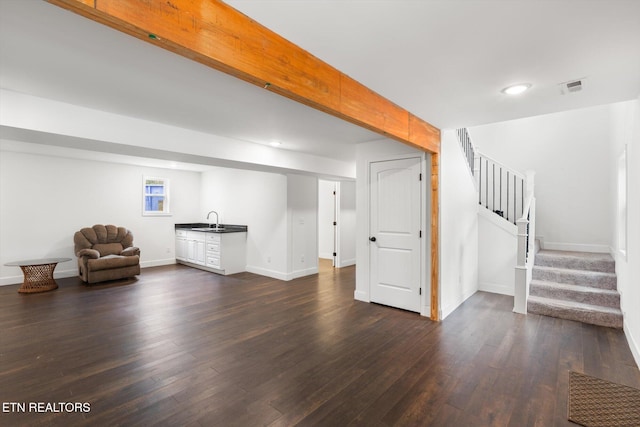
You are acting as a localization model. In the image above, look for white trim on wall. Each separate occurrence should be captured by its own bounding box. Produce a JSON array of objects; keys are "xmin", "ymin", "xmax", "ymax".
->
[
  {"xmin": 625, "ymin": 322, "xmax": 640, "ymax": 370},
  {"xmin": 541, "ymin": 242, "xmax": 611, "ymax": 253}
]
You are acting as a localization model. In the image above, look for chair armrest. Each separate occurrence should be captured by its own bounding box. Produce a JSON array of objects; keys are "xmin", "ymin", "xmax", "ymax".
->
[
  {"xmin": 121, "ymin": 247, "xmax": 140, "ymax": 257},
  {"xmin": 77, "ymin": 248, "xmax": 100, "ymax": 259}
]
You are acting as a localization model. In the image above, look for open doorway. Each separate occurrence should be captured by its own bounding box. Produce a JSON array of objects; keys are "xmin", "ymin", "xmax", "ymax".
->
[
  {"xmin": 318, "ymin": 180, "xmax": 356, "ymax": 269},
  {"xmin": 318, "ymin": 180, "xmax": 337, "ymax": 266}
]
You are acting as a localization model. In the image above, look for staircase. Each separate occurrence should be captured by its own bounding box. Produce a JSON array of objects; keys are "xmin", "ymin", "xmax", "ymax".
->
[{"xmin": 527, "ymin": 250, "xmax": 623, "ymax": 328}]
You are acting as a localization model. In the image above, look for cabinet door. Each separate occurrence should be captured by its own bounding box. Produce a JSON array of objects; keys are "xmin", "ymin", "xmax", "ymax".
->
[
  {"xmin": 195, "ymin": 240, "xmax": 206, "ymax": 265},
  {"xmin": 187, "ymin": 239, "xmax": 197, "ymax": 262},
  {"xmin": 176, "ymin": 237, "xmax": 187, "ymax": 260}
]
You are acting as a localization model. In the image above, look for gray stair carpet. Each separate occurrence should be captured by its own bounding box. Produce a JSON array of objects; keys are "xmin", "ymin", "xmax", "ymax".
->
[{"xmin": 528, "ymin": 250, "xmax": 623, "ymax": 328}]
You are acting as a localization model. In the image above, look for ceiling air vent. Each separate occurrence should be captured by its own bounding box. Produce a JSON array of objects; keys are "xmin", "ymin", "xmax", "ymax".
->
[{"xmin": 560, "ymin": 79, "xmax": 584, "ymax": 95}]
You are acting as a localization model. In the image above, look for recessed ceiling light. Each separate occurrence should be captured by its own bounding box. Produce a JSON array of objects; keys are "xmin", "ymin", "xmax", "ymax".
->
[
  {"xmin": 501, "ymin": 83, "xmax": 532, "ymax": 95},
  {"xmin": 269, "ymin": 141, "xmax": 282, "ymax": 147}
]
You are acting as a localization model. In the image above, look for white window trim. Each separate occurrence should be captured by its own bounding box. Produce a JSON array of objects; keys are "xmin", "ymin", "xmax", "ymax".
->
[{"xmin": 142, "ymin": 175, "xmax": 171, "ymax": 217}]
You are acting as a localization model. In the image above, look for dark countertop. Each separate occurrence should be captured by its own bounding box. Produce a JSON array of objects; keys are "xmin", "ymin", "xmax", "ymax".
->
[{"xmin": 175, "ymin": 223, "xmax": 248, "ymax": 233}]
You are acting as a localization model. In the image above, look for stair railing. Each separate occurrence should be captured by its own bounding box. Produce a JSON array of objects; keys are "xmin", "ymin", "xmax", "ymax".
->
[
  {"xmin": 477, "ymin": 152, "xmax": 526, "ymax": 225},
  {"xmin": 456, "ymin": 128, "xmax": 525, "ymax": 225},
  {"xmin": 456, "ymin": 128, "xmax": 476, "ymax": 177},
  {"xmin": 514, "ymin": 171, "xmax": 536, "ymax": 314},
  {"xmin": 456, "ymin": 128, "xmax": 537, "ymax": 314}
]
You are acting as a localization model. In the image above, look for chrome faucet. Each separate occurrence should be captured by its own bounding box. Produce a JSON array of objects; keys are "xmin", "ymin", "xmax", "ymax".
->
[{"xmin": 206, "ymin": 210, "xmax": 219, "ymax": 229}]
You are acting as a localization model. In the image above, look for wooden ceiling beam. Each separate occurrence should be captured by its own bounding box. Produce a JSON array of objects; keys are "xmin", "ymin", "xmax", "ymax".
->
[
  {"xmin": 45, "ymin": 0, "xmax": 440, "ymax": 153},
  {"xmin": 45, "ymin": 0, "xmax": 442, "ymax": 321}
]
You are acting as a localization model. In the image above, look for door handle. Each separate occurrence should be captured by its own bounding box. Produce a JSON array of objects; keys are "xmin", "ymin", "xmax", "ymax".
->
[{"xmin": 369, "ymin": 236, "xmax": 376, "ymax": 242}]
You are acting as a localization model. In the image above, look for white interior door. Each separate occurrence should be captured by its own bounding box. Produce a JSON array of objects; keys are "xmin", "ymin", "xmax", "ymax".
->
[
  {"xmin": 318, "ymin": 180, "xmax": 337, "ymax": 263},
  {"xmin": 369, "ymin": 157, "xmax": 422, "ymax": 312}
]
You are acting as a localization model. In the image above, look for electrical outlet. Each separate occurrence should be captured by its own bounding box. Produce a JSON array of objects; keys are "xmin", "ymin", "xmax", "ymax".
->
[
  {"xmin": 267, "ymin": 256, "xmax": 271, "ymax": 263},
  {"xmin": 300, "ymin": 255, "xmax": 304, "ymax": 263}
]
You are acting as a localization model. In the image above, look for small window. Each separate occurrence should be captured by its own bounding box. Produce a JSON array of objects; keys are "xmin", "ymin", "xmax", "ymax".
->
[{"xmin": 143, "ymin": 176, "xmax": 170, "ymax": 216}]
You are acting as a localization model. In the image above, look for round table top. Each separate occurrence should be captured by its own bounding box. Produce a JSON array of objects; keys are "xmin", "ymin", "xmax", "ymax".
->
[{"xmin": 5, "ymin": 257, "xmax": 72, "ymax": 267}]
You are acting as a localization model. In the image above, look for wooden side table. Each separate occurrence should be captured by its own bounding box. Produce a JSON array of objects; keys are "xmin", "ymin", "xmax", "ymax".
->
[{"xmin": 5, "ymin": 258, "xmax": 71, "ymax": 293}]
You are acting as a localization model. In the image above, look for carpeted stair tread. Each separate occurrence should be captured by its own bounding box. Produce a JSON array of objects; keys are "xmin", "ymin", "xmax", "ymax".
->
[
  {"xmin": 528, "ymin": 295, "xmax": 623, "ymax": 328},
  {"xmin": 530, "ymin": 279, "xmax": 620, "ymax": 308},
  {"xmin": 532, "ymin": 265, "xmax": 617, "ymax": 290},
  {"xmin": 536, "ymin": 250, "xmax": 615, "ymax": 273}
]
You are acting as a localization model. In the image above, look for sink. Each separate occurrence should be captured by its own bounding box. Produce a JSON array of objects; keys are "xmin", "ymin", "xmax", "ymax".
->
[{"xmin": 191, "ymin": 227, "xmax": 224, "ymax": 231}]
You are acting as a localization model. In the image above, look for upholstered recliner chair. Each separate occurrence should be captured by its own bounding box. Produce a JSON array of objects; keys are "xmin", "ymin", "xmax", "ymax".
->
[{"xmin": 74, "ymin": 224, "xmax": 140, "ymax": 284}]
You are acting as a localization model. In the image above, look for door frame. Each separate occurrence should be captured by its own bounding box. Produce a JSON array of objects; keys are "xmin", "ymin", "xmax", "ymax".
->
[
  {"xmin": 318, "ymin": 179, "xmax": 337, "ymax": 265},
  {"xmin": 366, "ymin": 152, "xmax": 431, "ymax": 318}
]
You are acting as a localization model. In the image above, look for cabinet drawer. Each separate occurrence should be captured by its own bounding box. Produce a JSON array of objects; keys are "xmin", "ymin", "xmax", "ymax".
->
[
  {"xmin": 186, "ymin": 231, "xmax": 206, "ymax": 241},
  {"xmin": 206, "ymin": 243, "xmax": 220, "ymax": 253},
  {"xmin": 206, "ymin": 256, "xmax": 220, "ymax": 268},
  {"xmin": 175, "ymin": 229, "xmax": 187, "ymax": 237},
  {"xmin": 206, "ymin": 233, "xmax": 220, "ymax": 243}
]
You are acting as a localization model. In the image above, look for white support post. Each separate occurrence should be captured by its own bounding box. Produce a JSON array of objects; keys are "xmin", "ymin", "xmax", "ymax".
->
[
  {"xmin": 514, "ymin": 170, "xmax": 536, "ymax": 314},
  {"xmin": 514, "ymin": 217, "xmax": 530, "ymax": 314}
]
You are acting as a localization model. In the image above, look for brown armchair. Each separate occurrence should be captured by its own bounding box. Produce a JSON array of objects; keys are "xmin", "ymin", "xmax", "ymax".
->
[{"xmin": 74, "ymin": 224, "xmax": 140, "ymax": 284}]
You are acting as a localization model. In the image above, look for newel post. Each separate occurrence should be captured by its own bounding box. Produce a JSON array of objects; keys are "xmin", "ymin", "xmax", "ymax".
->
[
  {"xmin": 514, "ymin": 170, "xmax": 535, "ymax": 314},
  {"xmin": 514, "ymin": 217, "xmax": 529, "ymax": 314}
]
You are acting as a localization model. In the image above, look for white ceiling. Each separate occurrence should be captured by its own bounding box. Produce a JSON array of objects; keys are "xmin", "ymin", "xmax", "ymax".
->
[
  {"xmin": 1, "ymin": 0, "xmax": 639, "ymax": 165},
  {"xmin": 225, "ymin": 0, "xmax": 640, "ymax": 128}
]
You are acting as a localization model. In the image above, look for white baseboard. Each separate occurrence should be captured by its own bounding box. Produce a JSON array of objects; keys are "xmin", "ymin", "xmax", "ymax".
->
[
  {"xmin": 624, "ymin": 321, "xmax": 640, "ymax": 369},
  {"xmin": 54, "ymin": 268, "xmax": 77, "ymax": 279},
  {"xmin": 1, "ymin": 258, "xmax": 180, "ymax": 287},
  {"xmin": 286, "ymin": 267, "xmax": 318, "ymax": 281},
  {"xmin": 245, "ymin": 266, "xmax": 318, "ymax": 281},
  {"xmin": 543, "ymin": 241, "xmax": 610, "ymax": 253},
  {"xmin": 246, "ymin": 265, "xmax": 288, "ymax": 281},
  {"xmin": 141, "ymin": 259, "xmax": 176, "ymax": 268},
  {"xmin": 354, "ymin": 289, "xmax": 369, "ymax": 302},
  {"xmin": 1, "ymin": 267, "xmax": 77, "ymax": 286},
  {"xmin": 420, "ymin": 305, "xmax": 432, "ymax": 318},
  {"xmin": 478, "ymin": 281, "xmax": 514, "ymax": 296},
  {"xmin": 0, "ymin": 276, "xmax": 23, "ymax": 287},
  {"xmin": 441, "ymin": 288, "xmax": 477, "ymax": 320},
  {"xmin": 337, "ymin": 258, "xmax": 356, "ymax": 268}
]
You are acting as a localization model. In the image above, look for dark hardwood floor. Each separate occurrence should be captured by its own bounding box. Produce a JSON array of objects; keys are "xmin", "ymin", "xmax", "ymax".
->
[{"xmin": 1, "ymin": 260, "xmax": 639, "ymax": 426}]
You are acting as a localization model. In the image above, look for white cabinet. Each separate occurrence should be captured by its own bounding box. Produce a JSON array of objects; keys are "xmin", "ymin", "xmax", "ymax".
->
[
  {"xmin": 176, "ymin": 230, "xmax": 206, "ymax": 266},
  {"xmin": 206, "ymin": 233, "xmax": 221, "ymax": 269},
  {"xmin": 175, "ymin": 230, "xmax": 187, "ymax": 261},
  {"xmin": 176, "ymin": 229, "xmax": 246, "ymax": 275}
]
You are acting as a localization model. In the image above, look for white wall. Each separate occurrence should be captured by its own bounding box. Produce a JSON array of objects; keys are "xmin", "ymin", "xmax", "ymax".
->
[
  {"xmin": 318, "ymin": 180, "xmax": 335, "ymax": 260},
  {"xmin": 1, "ymin": 89, "xmax": 356, "ymax": 179},
  {"xmin": 439, "ymin": 130, "xmax": 479, "ymax": 319},
  {"xmin": 477, "ymin": 209, "xmax": 517, "ymax": 296},
  {"xmin": 200, "ymin": 167, "xmax": 288, "ymax": 279},
  {"xmin": 469, "ymin": 104, "xmax": 612, "ymax": 252},
  {"xmin": 0, "ymin": 146, "xmax": 201, "ymax": 285},
  {"xmin": 609, "ymin": 98, "xmax": 640, "ymax": 366},
  {"xmin": 1, "ymin": 148, "xmax": 324, "ymax": 285},
  {"xmin": 287, "ymin": 174, "xmax": 319, "ymax": 278},
  {"xmin": 354, "ymin": 138, "xmax": 431, "ymax": 315},
  {"xmin": 199, "ymin": 169, "xmax": 319, "ymax": 281},
  {"xmin": 337, "ymin": 180, "xmax": 356, "ymax": 267}
]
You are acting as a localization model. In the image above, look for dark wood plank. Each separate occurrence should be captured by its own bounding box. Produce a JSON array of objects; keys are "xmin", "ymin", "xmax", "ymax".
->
[{"xmin": 0, "ymin": 262, "xmax": 638, "ymax": 426}]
